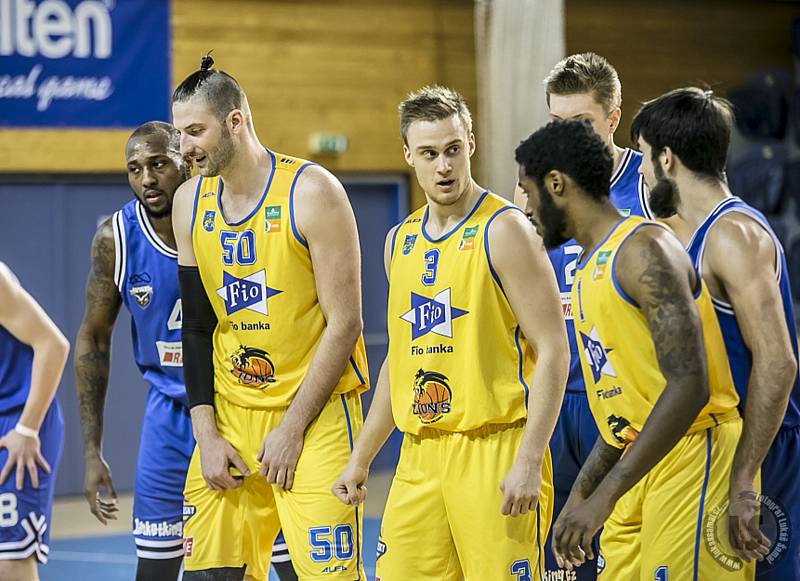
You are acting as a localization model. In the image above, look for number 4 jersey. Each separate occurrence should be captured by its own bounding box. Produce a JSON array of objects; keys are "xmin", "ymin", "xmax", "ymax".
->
[{"xmin": 112, "ymin": 199, "xmax": 185, "ymax": 401}]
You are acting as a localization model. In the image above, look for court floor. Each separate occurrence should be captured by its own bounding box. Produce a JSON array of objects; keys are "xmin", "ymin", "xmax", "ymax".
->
[{"xmin": 43, "ymin": 472, "xmax": 393, "ymax": 580}]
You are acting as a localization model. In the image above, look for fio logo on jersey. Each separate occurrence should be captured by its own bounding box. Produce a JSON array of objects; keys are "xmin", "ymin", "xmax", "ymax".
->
[
  {"xmin": 412, "ymin": 369, "xmax": 452, "ymax": 424},
  {"xmin": 402, "ymin": 234, "xmax": 417, "ymax": 255},
  {"xmin": 580, "ymin": 326, "xmax": 616, "ymax": 384},
  {"xmin": 203, "ymin": 210, "xmax": 216, "ymax": 232},
  {"xmin": 229, "ymin": 345, "xmax": 277, "ymax": 388},
  {"xmin": 400, "ymin": 288, "xmax": 468, "ymax": 340},
  {"xmin": 215, "ymin": 270, "xmax": 282, "ymax": 316}
]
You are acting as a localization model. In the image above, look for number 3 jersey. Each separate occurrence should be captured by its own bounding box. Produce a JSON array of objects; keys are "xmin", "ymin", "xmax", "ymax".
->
[
  {"xmin": 191, "ymin": 151, "xmax": 369, "ymax": 409},
  {"xmin": 387, "ymin": 191, "xmax": 535, "ymax": 434},
  {"xmin": 112, "ymin": 199, "xmax": 185, "ymax": 401}
]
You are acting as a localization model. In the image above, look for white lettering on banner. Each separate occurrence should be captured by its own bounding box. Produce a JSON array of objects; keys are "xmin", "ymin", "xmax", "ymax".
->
[{"xmin": 0, "ymin": 0, "xmax": 112, "ymax": 59}]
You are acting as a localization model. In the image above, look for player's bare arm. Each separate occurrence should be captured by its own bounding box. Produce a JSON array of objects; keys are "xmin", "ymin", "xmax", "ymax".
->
[
  {"xmin": 174, "ymin": 176, "xmax": 251, "ymax": 492},
  {"xmin": 553, "ymin": 226, "xmax": 710, "ymax": 570},
  {"xmin": 487, "ymin": 209, "xmax": 569, "ymax": 517},
  {"xmin": 74, "ymin": 219, "xmax": 122, "ymax": 523},
  {"xmin": 705, "ymin": 214, "xmax": 797, "ymax": 560},
  {"xmin": 258, "ymin": 165, "xmax": 364, "ymax": 490},
  {"xmin": 0, "ymin": 263, "xmax": 69, "ymax": 492},
  {"xmin": 333, "ymin": 225, "xmax": 400, "ymax": 506}
]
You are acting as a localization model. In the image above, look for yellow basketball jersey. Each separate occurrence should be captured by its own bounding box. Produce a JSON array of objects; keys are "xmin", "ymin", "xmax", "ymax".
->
[
  {"xmin": 191, "ymin": 151, "xmax": 369, "ymax": 409},
  {"xmin": 387, "ymin": 191, "xmax": 534, "ymax": 434},
  {"xmin": 572, "ymin": 216, "xmax": 739, "ymax": 448}
]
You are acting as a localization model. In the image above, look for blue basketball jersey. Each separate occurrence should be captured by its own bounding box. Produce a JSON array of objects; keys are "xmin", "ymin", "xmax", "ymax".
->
[
  {"xmin": 0, "ymin": 323, "xmax": 34, "ymax": 413},
  {"xmin": 547, "ymin": 148, "xmax": 651, "ymax": 393},
  {"xmin": 686, "ymin": 196, "xmax": 800, "ymax": 428},
  {"xmin": 112, "ymin": 200, "xmax": 185, "ymax": 402}
]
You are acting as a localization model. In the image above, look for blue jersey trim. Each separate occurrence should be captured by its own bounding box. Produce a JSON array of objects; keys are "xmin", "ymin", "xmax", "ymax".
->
[
  {"xmin": 189, "ymin": 177, "xmax": 203, "ymax": 236},
  {"xmin": 514, "ymin": 326, "xmax": 530, "ymax": 406},
  {"xmin": 483, "ymin": 205, "xmax": 522, "ymax": 293},
  {"xmin": 420, "ymin": 190, "xmax": 489, "ymax": 243},
  {"xmin": 576, "ymin": 217, "xmax": 626, "ymax": 271},
  {"xmin": 693, "ymin": 429, "xmax": 713, "ymax": 581},
  {"xmin": 609, "ymin": 221, "xmax": 672, "ymax": 308},
  {"xmin": 536, "ymin": 502, "xmax": 543, "ymax": 579},
  {"xmin": 289, "ymin": 162, "xmax": 315, "ymax": 249},
  {"xmin": 218, "ymin": 149, "xmax": 277, "ymax": 227},
  {"xmin": 340, "ymin": 394, "xmax": 362, "ymax": 580},
  {"xmin": 389, "ymin": 222, "xmax": 404, "ymax": 263},
  {"xmin": 349, "ymin": 356, "xmax": 366, "ymax": 385}
]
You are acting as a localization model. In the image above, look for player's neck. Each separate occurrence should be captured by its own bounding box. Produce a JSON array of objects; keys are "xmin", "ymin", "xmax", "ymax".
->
[
  {"xmin": 219, "ymin": 139, "xmax": 272, "ymax": 200},
  {"xmin": 675, "ymin": 176, "xmax": 732, "ymax": 230},
  {"xmin": 424, "ymin": 180, "xmax": 483, "ymax": 236},
  {"xmin": 149, "ymin": 213, "xmax": 177, "ymax": 250},
  {"xmin": 572, "ymin": 198, "xmax": 624, "ymax": 258},
  {"xmin": 610, "ymin": 143, "xmax": 626, "ymax": 175}
]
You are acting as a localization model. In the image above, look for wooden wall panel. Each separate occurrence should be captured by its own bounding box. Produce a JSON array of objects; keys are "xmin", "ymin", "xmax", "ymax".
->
[{"xmin": 565, "ymin": 0, "xmax": 799, "ymax": 147}]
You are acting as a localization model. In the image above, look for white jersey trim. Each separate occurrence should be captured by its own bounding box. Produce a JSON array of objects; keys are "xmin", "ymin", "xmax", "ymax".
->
[
  {"xmin": 112, "ymin": 210, "xmax": 127, "ymax": 294},
  {"xmin": 610, "ymin": 148, "xmax": 633, "ymax": 189},
  {"xmin": 135, "ymin": 201, "xmax": 178, "ymax": 259}
]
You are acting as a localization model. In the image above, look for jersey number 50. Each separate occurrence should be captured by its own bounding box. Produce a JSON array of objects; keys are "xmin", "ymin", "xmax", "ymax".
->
[{"xmin": 220, "ymin": 230, "xmax": 257, "ymax": 266}]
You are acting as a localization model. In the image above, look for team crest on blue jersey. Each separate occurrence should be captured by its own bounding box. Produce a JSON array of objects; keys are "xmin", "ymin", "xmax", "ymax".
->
[
  {"xmin": 202, "ymin": 210, "xmax": 216, "ymax": 232},
  {"xmin": 128, "ymin": 272, "xmax": 153, "ymax": 308},
  {"xmin": 215, "ymin": 270, "xmax": 282, "ymax": 316},
  {"xmin": 402, "ymin": 234, "xmax": 417, "ymax": 255},
  {"xmin": 580, "ymin": 326, "xmax": 616, "ymax": 384},
  {"xmin": 400, "ymin": 288, "xmax": 468, "ymax": 340}
]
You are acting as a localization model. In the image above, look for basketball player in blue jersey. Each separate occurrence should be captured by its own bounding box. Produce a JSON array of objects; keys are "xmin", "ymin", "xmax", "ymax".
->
[
  {"xmin": 74, "ymin": 121, "xmax": 297, "ymax": 581},
  {"xmin": 531, "ymin": 52, "xmax": 651, "ymax": 581},
  {"xmin": 0, "ymin": 263, "xmax": 68, "ymax": 581},
  {"xmin": 631, "ymin": 87, "xmax": 800, "ymax": 579}
]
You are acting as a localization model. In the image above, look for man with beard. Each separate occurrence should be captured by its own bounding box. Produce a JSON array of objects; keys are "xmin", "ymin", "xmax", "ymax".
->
[
  {"xmin": 631, "ymin": 88, "xmax": 799, "ymax": 579},
  {"xmin": 171, "ymin": 55, "xmax": 369, "ymax": 581},
  {"xmin": 75, "ymin": 121, "xmax": 297, "ymax": 581},
  {"xmin": 534, "ymin": 52, "xmax": 653, "ymax": 581},
  {"xmin": 517, "ymin": 119, "xmax": 755, "ymax": 580},
  {"xmin": 333, "ymin": 86, "xmax": 568, "ymax": 579}
]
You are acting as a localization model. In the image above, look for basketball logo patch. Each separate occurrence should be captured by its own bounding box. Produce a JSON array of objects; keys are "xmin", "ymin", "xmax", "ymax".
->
[
  {"xmin": 411, "ymin": 369, "xmax": 452, "ymax": 424},
  {"xmin": 229, "ymin": 345, "xmax": 277, "ymax": 388}
]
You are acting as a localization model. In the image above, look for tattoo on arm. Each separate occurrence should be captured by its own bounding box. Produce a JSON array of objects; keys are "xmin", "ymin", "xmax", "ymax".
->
[
  {"xmin": 74, "ymin": 222, "xmax": 121, "ymax": 453},
  {"xmin": 573, "ymin": 437, "xmax": 624, "ymax": 499},
  {"xmin": 636, "ymin": 236, "xmax": 706, "ymax": 384}
]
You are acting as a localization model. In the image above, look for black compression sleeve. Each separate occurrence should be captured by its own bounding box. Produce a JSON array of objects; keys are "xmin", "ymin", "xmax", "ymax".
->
[{"xmin": 178, "ymin": 265, "xmax": 217, "ymax": 408}]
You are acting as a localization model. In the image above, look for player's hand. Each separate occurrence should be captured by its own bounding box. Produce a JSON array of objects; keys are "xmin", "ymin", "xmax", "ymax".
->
[
  {"xmin": 0, "ymin": 428, "xmax": 50, "ymax": 492},
  {"xmin": 500, "ymin": 458, "xmax": 541, "ymax": 517},
  {"xmin": 728, "ymin": 479, "xmax": 771, "ymax": 562},
  {"xmin": 332, "ymin": 460, "xmax": 369, "ymax": 505},
  {"xmin": 552, "ymin": 494, "xmax": 610, "ymax": 571},
  {"xmin": 258, "ymin": 423, "xmax": 304, "ymax": 490},
  {"xmin": 83, "ymin": 452, "xmax": 118, "ymax": 524},
  {"xmin": 197, "ymin": 432, "xmax": 251, "ymax": 491}
]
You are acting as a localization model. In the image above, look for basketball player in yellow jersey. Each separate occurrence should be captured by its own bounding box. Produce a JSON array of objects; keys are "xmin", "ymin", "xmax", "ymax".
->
[
  {"xmin": 333, "ymin": 86, "xmax": 569, "ymax": 580},
  {"xmin": 170, "ymin": 55, "xmax": 369, "ymax": 581},
  {"xmin": 517, "ymin": 119, "xmax": 753, "ymax": 581}
]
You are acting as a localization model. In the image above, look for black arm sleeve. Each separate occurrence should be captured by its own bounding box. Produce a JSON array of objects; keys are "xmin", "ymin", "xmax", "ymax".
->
[{"xmin": 178, "ymin": 265, "xmax": 217, "ymax": 409}]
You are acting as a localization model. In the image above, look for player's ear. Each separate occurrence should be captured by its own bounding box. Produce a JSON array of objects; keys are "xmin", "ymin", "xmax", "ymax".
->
[
  {"xmin": 662, "ymin": 146, "xmax": 675, "ymax": 174},
  {"xmin": 467, "ymin": 132, "xmax": 476, "ymax": 157},
  {"xmin": 228, "ymin": 109, "xmax": 245, "ymax": 134},
  {"xmin": 608, "ymin": 107, "xmax": 622, "ymax": 134},
  {"xmin": 546, "ymin": 170, "xmax": 565, "ymax": 198},
  {"xmin": 403, "ymin": 144, "xmax": 414, "ymax": 167}
]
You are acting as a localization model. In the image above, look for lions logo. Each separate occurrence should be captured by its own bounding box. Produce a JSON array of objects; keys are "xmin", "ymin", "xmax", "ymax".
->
[
  {"xmin": 607, "ymin": 414, "xmax": 638, "ymax": 445},
  {"xmin": 229, "ymin": 345, "xmax": 276, "ymax": 388},
  {"xmin": 411, "ymin": 369, "xmax": 452, "ymax": 424}
]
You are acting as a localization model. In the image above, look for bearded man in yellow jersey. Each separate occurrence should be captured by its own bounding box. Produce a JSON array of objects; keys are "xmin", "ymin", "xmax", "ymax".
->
[
  {"xmin": 333, "ymin": 86, "xmax": 569, "ymax": 580},
  {"xmin": 517, "ymin": 119, "xmax": 755, "ymax": 581},
  {"xmin": 170, "ymin": 55, "xmax": 369, "ymax": 581}
]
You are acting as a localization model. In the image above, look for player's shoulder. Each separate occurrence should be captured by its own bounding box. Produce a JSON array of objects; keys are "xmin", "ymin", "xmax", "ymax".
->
[
  {"xmin": 292, "ymin": 162, "xmax": 348, "ymax": 206},
  {"xmin": 705, "ymin": 208, "xmax": 776, "ymax": 269},
  {"xmin": 174, "ymin": 175, "xmax": 202, "ymax": 202}
]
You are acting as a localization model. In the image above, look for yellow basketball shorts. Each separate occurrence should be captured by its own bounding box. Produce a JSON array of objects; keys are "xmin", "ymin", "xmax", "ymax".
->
[
  {"xmin": 598, "ymin": 416, "xmax": 756, "ymax": 581},
  {"xmin": 182, "ymin": 391, "xmax": 365, "ymax": 581},
  {"xmin": 376, "ymin": 420, "xmax": 553, "ymax": 580}
]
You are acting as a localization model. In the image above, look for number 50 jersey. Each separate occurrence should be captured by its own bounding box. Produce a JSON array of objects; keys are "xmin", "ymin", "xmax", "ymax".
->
[{"xmin": 112, "ymin": 199, "xmax": 185, "ymax": 401}]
